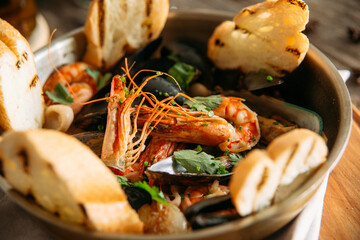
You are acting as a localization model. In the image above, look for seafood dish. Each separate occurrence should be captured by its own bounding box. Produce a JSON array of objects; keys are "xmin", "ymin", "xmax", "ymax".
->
[{"xmin": 0, "ymin": 0, "xmax": 352, "ymax": 239}]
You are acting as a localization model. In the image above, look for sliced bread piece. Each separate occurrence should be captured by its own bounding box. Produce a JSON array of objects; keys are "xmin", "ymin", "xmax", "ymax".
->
[
  {"xmin": 83, "ymin": 0, "xmax": 169, "ymax": 70},
  {"xmin": 208, "ymin": 0, "xmax": 309, "ymax": 76},
  {"xmin": 0, "ymin": 18, "xmax": 44, "ymax": 132},
  {"xmin": 0, "ymin": 129, "xmax": 143, "ymax": 233}
]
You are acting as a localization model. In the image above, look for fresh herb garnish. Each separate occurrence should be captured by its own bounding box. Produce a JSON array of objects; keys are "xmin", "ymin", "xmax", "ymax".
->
[
  {"xmin": 133, "ymin": 181, "xmax": 168, "ymax": 205},
  {"xmin": 97, "ymin": 73, "xmax": 112, "ymax": 90},
  {"xmin": 194, "ymin": 145, "xmax": 202, "ymax": 152},
  {"xmin": 229, "ymin": 153, "xmax": 244, "ymax": 166},
  {"xmin": 45, "ymin": 82, "xmax": 73, "ymax": 105},
  {"xmin": 167, "ymin": 62, "xmax": 196, "ymax": 90},
  {"xmin": 116, "ymin": 175, "xmax": 132, "ymax": 187},
  {"xmin": 174, "ymin": 149, "xmax": 226, "ymax": 175},
  {"xmin": 85, "ymin": 68, "xmax": 100, "ymax": 81},
  {"xmin": 266, "ymin": 75, "xmax": 273, "ymax": 82},
  {"xmin": 184, "ymin": 95, "xmax": 223, "ymax": 117},
  {"xmin": 85, "ymin": 68, "xmax": 112, "ymax": 90},
  {"xmin": 115, "ymin": 176, "xmax": 168, "ymax": 205}
]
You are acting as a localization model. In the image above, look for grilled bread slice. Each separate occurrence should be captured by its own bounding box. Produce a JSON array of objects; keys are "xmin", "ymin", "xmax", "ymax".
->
[
  {"xmin": 229, "ymin": 129, "xmax": 327, "ymax": 216},
  {"xmin": 83, "ymin": 0, "xmax": 169, "ymax": 70},
  {"xmin": 0, "ymin": 129, "xmax": 143, "ymax": 233},
  {"xmin": 0, "ymin": 18, "xmax": 44, "ymax": 132},
  {"xmin": 208, "ymin": 0, "xmax": 309, "ymax": 77}
]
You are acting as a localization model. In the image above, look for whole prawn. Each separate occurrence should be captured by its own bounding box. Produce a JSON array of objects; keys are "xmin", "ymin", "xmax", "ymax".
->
[
  {"xmin": 43, "ymin": 62, "xmax": 99, "ymax": 114},
  {"xmin": 137, "ymin": 95, "xmax": 260, "ymax": 153}
]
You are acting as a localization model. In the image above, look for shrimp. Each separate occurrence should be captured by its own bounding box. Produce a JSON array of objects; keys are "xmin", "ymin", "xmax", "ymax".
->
[
  {"xmin": 43, "ymin": 62, "xmax": 98, "ymax": 114},
  {"xmin": 100, "ymin": 63, "xmax": 188, "ymax": 171},
  {"xmin": 212, "ymin": 96, "xmax": 261, "ymax": 152},
  {"xmin": 137, "ymin": 95, "xmax": 260, "ymax": 153}
]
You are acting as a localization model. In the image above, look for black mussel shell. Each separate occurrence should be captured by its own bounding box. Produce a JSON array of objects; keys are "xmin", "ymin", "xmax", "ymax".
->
[
  {"xmin": 112, "ymin": 37, "xmax": 163, "ymax": 75},
  {"xmin": 124, "ymin": 186, "xmax": 152, "ymax": 211},
  {"xmin": 184, "ymin": 195, "xmax": 241, "ymax": 230},
  {"xmin": 72, "ymin": 131, "xmax": 104, "ymax": 157},
  {"xmin": 130, "ymin": 58, "xmax": 176, "ymax": 83},
  {"xmin": 141, "ymin": 76, "xmax": 187, "ymax": 105}
]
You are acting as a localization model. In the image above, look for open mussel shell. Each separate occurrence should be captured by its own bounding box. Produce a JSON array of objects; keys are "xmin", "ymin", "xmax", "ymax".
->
[
  {"xmin": 72, "ymin": 131, "xmax": 104, "ymax": 157},
  {"xmin": 226, "ymin": 90, "xmax": 323, "ymax": 134},
  {"xmin": 184, "ymin": 195, "xmax": 240, "ymax": 230},
  {"xmin": 146, "ymin": 156, "xmax": 231, "ymax": 186},
  {"xmin": 243, "ymin": 72, "xmax": 284, "ymax": 91}
]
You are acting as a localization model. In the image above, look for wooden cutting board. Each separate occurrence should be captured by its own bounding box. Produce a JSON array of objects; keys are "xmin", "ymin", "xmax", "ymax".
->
[{"xmin": 320, "ymin": 105, "xmax": 360, "ymax": 239}]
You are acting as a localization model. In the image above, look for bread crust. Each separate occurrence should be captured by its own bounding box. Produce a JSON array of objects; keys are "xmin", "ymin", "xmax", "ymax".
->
[
  {"xmin": 83, "ymin": 0, "xmax": 169, "ymax": 70},
  {"xmin": 0, "ymin": 129, "xmax": 143, "ymax": 233},
  {"xmin": 208, "ymin": 0, "xmax": 309, "ymax": 77},
  {"xmin": 0, "ymin": 18, "xmax": 44, "ymax": 132},
  {"xmin": 230, "ymin": 128, "xmax": 327, "ymax": 216}
]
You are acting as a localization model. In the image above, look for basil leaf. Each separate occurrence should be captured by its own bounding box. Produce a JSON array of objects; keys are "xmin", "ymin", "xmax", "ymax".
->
[
  {"xmin": 174, "ymin": 150, "xmax": 221, "ymax": 174},
  {"xmin": 134, "ymin": 181, "xmax": 168, "ymax": 205},
  {"xmin": 45, "ymin": 82, "xmax": 73, "ymax": 105},
  {"xmin": 167, "ymin": 62, "xmax": 196, "ymax": 90}
]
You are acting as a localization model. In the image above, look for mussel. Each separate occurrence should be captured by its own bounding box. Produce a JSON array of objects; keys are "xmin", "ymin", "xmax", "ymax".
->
[
  {"xmin": 146, "ymin": 155, "xmax": 231, "ymax": 186},
  {"xmin": 184, "ymin": 195, "xmax": 240, "ymax": 230}
]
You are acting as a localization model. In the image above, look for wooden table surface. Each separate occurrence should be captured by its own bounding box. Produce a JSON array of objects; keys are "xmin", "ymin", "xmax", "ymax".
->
[{"xmin": 30, "ymin": 0, "xmax": 360, "ymax": 239}]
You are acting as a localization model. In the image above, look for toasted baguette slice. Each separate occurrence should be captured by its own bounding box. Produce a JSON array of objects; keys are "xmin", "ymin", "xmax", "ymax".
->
[
  {"xmin": 0, "ymin": 18, "xmax": 44, "ymax": 132},
  {"xmin": 208, "ymin": 0, "xmax": 309, "ymax": 76},
  {"xmin": 267, "ymin": 128, "xmax": 327, "ymax": 185},
  {"xmin": 229, "ymin": 128, "xmax": 327, "ymax": 216},
  {"xmin": 83, "ymin": 0, "xmax": 169, "ymax": 70},
  {"xmin": 230, "ymin": 149, "xmax": 281, "ymax": 216},
  {"xmin": 0, "ymin": 129, "xmax": 143, "ymax": 233}
]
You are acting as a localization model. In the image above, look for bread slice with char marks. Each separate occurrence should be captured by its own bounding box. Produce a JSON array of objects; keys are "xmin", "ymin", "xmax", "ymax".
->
[
  {"xmin": 229, "ymin": 128, "xmax": 327, "ymax": 216},
  {"xmin": 83, "ymin": 0, "xmax": 169, "ymax": 70},
  {"xmin": 0, "ymin": 129, "xmax": 143, "ymax": 233},
  {"xmin": 0, "ymin": 18, "xmax": 44, "ymax": 132},
  {"xmin": 208, "ymin": 0, "xmax": 309, "ymax": 77}
]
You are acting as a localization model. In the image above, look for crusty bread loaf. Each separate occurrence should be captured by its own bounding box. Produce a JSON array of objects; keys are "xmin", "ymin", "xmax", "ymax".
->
[
  {"xmin": 229, "ymin": 128, "xmax": 327, "ymax": 216},
  {"xmin": 0, "ymin": 129, "xmax": 143, "ymax": 233},
  {"xmin": 83, "ymin": 0, "xmax": 169, "ymax": 70},
  {"xmin": 0, "ymin": 18, "xmax": 44, "ymax": 132},
  {"xmin": 208, "ymin": 0, "xmax": 309, "ymax": 77}
]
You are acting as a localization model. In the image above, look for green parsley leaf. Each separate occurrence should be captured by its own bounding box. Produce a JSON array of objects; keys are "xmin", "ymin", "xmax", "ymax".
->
[
  {"xmin": 45, "ymin": 82, "xmax": 73, "ymax": 105},
  {"xmin": 229, "ymin": 153, "xmax": 244, "ymax": 166},
  {"xmin": 133, "ymin": 181, "xmax": 168, "ymax": 205},
  {"xmin": 194, "ymin": 145, "xmax": 202, "ymax": 152},
  {"xmin": 217, "ymin": 165, "xmax": 229, "ymax": 174},
  {"xmin": 116, "ymin": 175, "xmax": 132, "ymax": 187},
  {"xmin": 183, "ymin": 95, "xmax": 223, "ymax": 116},
  {"xmin": 266, "ymin": 75, "xmax": 273, "ymax": 82},
  {"xmin": 167, "ymin": 62, "xmax": 196, "ymax": 90},
  {"xmin": 97, "ymin": 73, "xmax": 112, "ymax": 90},
  {"xmin": 85, "ymin": 68, "xmax": 100, "ymax": 82},
  {"xmin": 174, "ymin": 150, "xmax": 222, "ymax": 174}
]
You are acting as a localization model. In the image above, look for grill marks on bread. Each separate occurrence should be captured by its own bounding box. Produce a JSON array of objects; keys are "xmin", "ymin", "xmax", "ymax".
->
[
  {"xmin": 230, "ymin": 129, "xmax": 327, "ymax": 216},
  {"xmin": 83, "ymin": 0, "xmax": 169, "ymax": 70},
  {"xmin": 0, "ymin": 129, "xmax": 144, "ymax": 233},
  {"xmin": 208, "ymin": 0, "xmax": 309, "ymax": 77}
]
